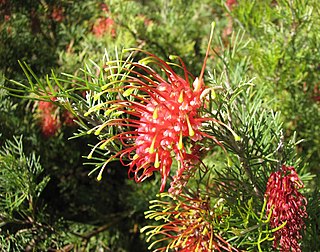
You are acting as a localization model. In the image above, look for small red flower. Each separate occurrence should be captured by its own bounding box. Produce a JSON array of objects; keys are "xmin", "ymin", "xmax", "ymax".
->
[
  {"xmin": 51, "ymin": 6, "xmax": 64, "ymax": 22},
  {"xmin": 38, "ymin": 100, "xmax": 56, "ymax": 113},
  {"xmin": 226, "ymin": 0, "xmax": 238, "ymax": 10},
  {"xmin": 40, "ymin": 113, "xmax": 61, "ymax": 137},
  {"xmin": 92, "ymin": 17, "xmax": 116, "ymax": 38},
  {"xmin": 37, "ymin": 99, "xmax": 61, "ymax": 137},
  {"xmin": 264, "ymin": 165, "xmax": 308, "ymax": 251}
]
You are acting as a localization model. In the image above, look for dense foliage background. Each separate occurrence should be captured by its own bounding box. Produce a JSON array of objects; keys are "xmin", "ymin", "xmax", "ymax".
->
[{"xmin": 1, "ymin": 0, "xmax": 319, "ymax": 251}]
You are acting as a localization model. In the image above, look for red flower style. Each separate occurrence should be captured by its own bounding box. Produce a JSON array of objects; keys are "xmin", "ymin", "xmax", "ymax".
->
[
  {"xmin": 142, "ymin": 194, "xmax": 238, "ymax": 251},
  {"xmin": 92, "ymin": 17, "xmax": 116, "ymax": 38},
  {"xmin": 264, "ymin": 165, "xmax": 308, "ymax": 251}
]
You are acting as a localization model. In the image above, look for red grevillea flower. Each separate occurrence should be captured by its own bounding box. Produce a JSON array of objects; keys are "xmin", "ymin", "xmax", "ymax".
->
[
  {"xmin": 142, "ymin": 193, "xmax": 238, "ymax": 252},
  {"xmin": 127, "ymin": 67, "xmax": 208, "ymax": 192},
  {"xmin": 264, "ymin": 165, "xmax": 308, "ymax": 251},
  {"xmin": 226, "ymin": 0, "xmax": 238, "ymax": 10},
  {"xmin": 37, "ymin": 100, "xmax": 61, "ymax": 137},
  {"xmin": 92, "ymin": 17, "xmax": 116, "ymax": 38},
  {"xmin": 91, "ymin": 30, "xmax": 237, "ymax": 191},
  {"xmin": 37, "ymin": 97, "xmax": 76, "ymax": 137},
  {"xmin": 40, "ymin": 113, "xmax": 61, "ymax": 137},
  {"xmin": 95, "ymin": 56, "xmax": 212, "ymax": 192},
  {"xmin": 51, "ymin": 6, "xmax": 64, "ymax": 22}
]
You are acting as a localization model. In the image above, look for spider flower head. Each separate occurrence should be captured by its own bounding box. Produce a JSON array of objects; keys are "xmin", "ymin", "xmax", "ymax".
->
[
  {"xmin": 92, "ymin": 54, "xmax": 214, "ymax": 191},
  {"xmin": 89, "ymin": 24, "xmax": 238, "ymax": 191},
  {"xmin": 264, "ymin": 165, "xmax": 308, "ymax": 251},
  {"xmin": 141, "ymin": 193, "xmax": 237, "ymax": 251},
  {"xmin": 127, "ymin": 63, "xmax": 209, "ymax": 192}
]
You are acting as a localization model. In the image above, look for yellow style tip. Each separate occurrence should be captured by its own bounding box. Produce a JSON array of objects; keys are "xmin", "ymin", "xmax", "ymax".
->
[
  {"xmin": 133, "ymin": 154, "xmax": 139, "ymax": 160},
  {"xmin": 193, "ymin": 77, "xmax": 201, "ymax": 92},
  {"xmin": 178, "ymin": 90, "xmax": 184, "ymax": 103},
  {"xmin": 154, "ymin": 152, "xmax": 160, "ymax": 168},
  {"xmin": 178, "ymin": 131, "xmax": 183, "ymax": 150},
  {"xmin": 149, "ymin": 134, "xmax": 157, "ymax": 154},
  {"xmin": 186, "ymin": 115, "xmax": 195, "ymax": 137},
  {"xmin": 152, "ymin": 107, "xmax": 158, "ymax": 120}
]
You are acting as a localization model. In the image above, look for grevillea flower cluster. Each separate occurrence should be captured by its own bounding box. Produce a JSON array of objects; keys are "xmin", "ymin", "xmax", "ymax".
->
[
  {"xmin": 91, "ymin": 3, "xmax": 116, "ymax": 37},
  {"xmin": 142, "ymin": 193, "xmax": 238, "ymax": 252},
  {"xmin": 125, "ymin": 65, "xmax": 209, "ymax": 192},
  {"xmin": 92, "ymin": 17, "xmax": 116, "ymax": 38},
  {"xmin": 226, "ymin": 0, "xmax": 238, "ymax": 10},
  {"xmin": 37, "ymin": 99, "xmax": 61, "ymax": 137},
  {"xmin": 264, "ymin": 165, "xmax": 308, "ymax": 251},
  {"xmin": 37, "ymin": 98, "xmax": 75, "ymax": 137},
  {"xmin": 90, "ymin": 31, "xmax": 237, "ymax": 191},
  {"xmin": 51, "ymin": 6, "xmax": 64, "ymax": 22}
]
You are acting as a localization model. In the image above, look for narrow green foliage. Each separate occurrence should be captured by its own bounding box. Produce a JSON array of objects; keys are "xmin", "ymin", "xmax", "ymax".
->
[{"xmin": 0, "ymin": 136, "xmax": 50, "ymax": 219}]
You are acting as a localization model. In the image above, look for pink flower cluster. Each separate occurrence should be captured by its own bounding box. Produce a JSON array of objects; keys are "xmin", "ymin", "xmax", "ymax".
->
[{"xmin": 264, "ymin": 165, "xmax": 308, "ymax": 251}]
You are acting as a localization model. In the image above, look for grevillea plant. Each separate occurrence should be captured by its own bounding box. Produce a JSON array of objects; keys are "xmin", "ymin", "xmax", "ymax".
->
[{"xmin": 9, "ymin": 25, "xmax": 312, "ymax": 251}]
